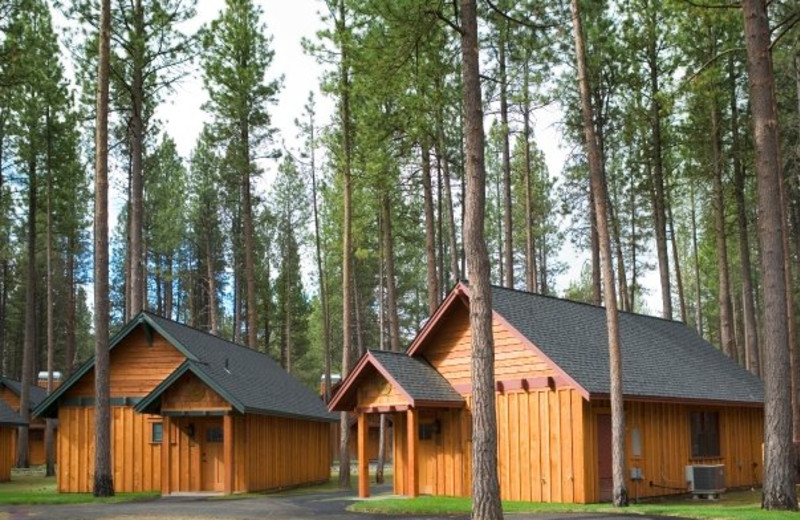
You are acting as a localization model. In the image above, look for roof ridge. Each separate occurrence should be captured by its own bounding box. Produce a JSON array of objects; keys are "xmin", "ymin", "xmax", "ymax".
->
[
  {"xmin": 488, "ymin": 284, "xmax": 687, "ymax": 326},
  {"xmin": 142, "ymin": 311, "xmax": 281, "ymax": 362}
]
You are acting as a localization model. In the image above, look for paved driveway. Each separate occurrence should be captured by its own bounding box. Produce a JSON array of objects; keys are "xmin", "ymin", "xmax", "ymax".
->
[{"xmin": 0, "ymin": 486, "xmax": 688, "ymax": 520}]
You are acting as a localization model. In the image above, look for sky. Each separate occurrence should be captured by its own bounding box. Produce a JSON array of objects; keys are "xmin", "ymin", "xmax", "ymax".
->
[{"xmin": 54, "ymin": 0, "xmax": 663, "ymax": 317}]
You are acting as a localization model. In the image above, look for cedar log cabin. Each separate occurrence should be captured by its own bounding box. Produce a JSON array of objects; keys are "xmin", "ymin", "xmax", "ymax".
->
[
  {"xmin": 0, "ymin": 400, "xmax": 25, "ymax": 482},
  {"xmin": 329, "ymin": 282, "xmax": 765, "ymax": 503},
  {"xmin": 0, "ymin": 377, "xmax": 53, "ymax": 466},
  {"xmin": 34, "ymin": 311, "xmax": 336, "ymax": 495}
]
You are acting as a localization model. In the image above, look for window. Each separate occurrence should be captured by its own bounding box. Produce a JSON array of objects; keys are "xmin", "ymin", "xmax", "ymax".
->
[
  {"xmin": 151, "ymin": 422, "xmax": 163, "ymax": 444},
  {"xmin": 206, "ymin": 427, "xmax": 224, "ymax": 443},
  {"xmin": 690, "ymin": 411, "xmax": 720, "ymax": 458}
]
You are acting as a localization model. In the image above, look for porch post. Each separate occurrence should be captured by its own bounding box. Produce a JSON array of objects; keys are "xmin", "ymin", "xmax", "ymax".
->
[
  {"xmin": 223, "ymin": 414, "xmax": 234, "ymax": 494},
  {"xmin": 358, "ymin": 411, "xmax": 369, "ymax": 498},
  {"xmin": 406, "ymin": 408, "xmax": 418, "ymax": 497},
  {"xmin": 161, "ymin": 415, "xmax": 171, "ymax": 495}
]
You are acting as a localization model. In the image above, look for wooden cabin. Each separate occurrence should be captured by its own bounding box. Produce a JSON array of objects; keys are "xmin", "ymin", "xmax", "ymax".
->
[
  {"xmin": 0, "ymin": 377, "xmax": 54, "ymax": 466},
  {"xmin": 330, "ymin": 282, "xmax": 765, "ymax": 503},
  {"xmin": 0, "ymin": 400, "xmax": 25, "ymax": 482},
  {"xmin": 35, "ymin": 312, "xmax": 336, "ymax": 495}
]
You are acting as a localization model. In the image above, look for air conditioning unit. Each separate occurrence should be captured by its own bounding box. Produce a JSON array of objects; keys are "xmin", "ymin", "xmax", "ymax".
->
[{"xmin": 685, "ymin": 464, "xmax": 725, "ymax": 498}]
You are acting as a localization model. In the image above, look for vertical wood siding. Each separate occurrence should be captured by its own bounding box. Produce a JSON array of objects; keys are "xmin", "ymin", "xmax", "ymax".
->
[
  {"xmin": 241, "ymin": 414, "xmax": 331, "ymax": 492},
  {"xmin": 0, "ymin": 427, "xmax": 13, "ymax": 482},
  {"xmin": 583, "ymin": 400, "xmax": 764, "ymax": 502},
  {"xmin": 57, "ymin": 406, "xmax": 162, "ymax": 492}
]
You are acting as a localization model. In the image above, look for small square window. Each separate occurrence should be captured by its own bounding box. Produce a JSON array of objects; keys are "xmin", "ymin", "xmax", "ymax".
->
[{"xmin": 151, "ymin": 422, "xmax": 163, "ymax": 444}]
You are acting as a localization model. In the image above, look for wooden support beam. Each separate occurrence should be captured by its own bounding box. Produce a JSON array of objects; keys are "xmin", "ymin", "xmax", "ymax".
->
[
  {"xmin": 358, "ymin": 412, "xmax": 370, "ymax": 498},
  {"xmin": 161, "ymin": 416, "xmax": 171, "ymax": 495},
  {"xmin": 223, "ymin": 414, "xmax": 234, "ymax": 494},
  {"xmin": 407, "ymin": 408, "xmax": 418, "ymax": 497}
]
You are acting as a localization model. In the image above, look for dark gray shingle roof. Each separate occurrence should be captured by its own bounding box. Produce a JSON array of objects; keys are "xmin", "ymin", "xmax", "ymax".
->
[
  {"xmin": 487, "ymin": 285, "xmax": 763, "ymax": 404},
  {"xmin": 0, "ymin": 399, "xmax": 24, "ymax": 426},
  {"xmin": 369, "ymin": 350, "xmax": 464, "ymax": 404},
  {"xmin": 143, "ymin": 313, "xmax": 336, "ymax": 422},
  {"xmin": 0, "ymin": 378, "xmax": 48, "ymax": 410}
]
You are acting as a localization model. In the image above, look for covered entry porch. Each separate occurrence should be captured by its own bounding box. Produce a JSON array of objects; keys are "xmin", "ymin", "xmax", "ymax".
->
[{"xmin": 328, "ymin": 349, "xmax": 467, "ymax": 498}]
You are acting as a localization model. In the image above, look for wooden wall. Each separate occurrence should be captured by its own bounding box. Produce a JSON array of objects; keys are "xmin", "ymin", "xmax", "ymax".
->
[
  {"xmin": 421, "ymin": 303, "xmax": 554, "ymax": 387},
  {"xmin": 67, "ymin": 328, "xmax": 185, "ymax": 398},
  {"xmin": 57, "ymin": 406, "xmax": 163, "ymax": 493},
  {"xmin": 391, "ymin": 389, "xmax": 586, "ymax": 502},
  {"xmin": 583, "ymin": 400, "xmax": 764, "ymax": 502},
  {"xmin": 241, "ymin": 414, "xmax": 331, "ymax": 492},
  {"xmin": 0, "ymin": 427, "xmax": 13, "ymax": 482}
]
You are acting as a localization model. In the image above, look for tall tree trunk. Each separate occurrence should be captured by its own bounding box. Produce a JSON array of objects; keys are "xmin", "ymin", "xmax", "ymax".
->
[
  {"xmin": 522, "ymin": 59, "xmax": 538, "ymax": 293},
  {"xmin": 128, "ymin": 0, "xmax": 145, "ymax": 318},
  {"xmin": 421, "ymin": 144, "xmax": 439, "ymax": 313},
  {"xmin": 94, "ymin": 0, "xmax": 114, "ymax": 496},
  {"xmin": 66, "ymin": 235, "xmax": 76, "ymax": 375},
  {"xmin": 381, "ymin": 193, "xmax": 401, "ymax": 352},
  {"xmin": 498, "ymin": 21, "xmax": 513, "ymax": 288},
  {"xmin": 338, "ymin": 0, "xmax": 355, "ymax": 489},
  {"xmin": 691, "ymin": 183, "xmax": 703, "ymax": 335},
  {"xmin": 460, "ymin": 2, "xmax": 502, "ymax": 519},
  {"xmin": 436, "ymin": 110, "xmax": 460, "ymax": 285},
  {"xmin": 44, "ymin": 110, "xmax": 55, "ymax": 478},
  {"xmin": 711, "ymin": 99, "xmax": 736, "ymax": 359},
  {"xmin": 647, "ymin": 38, "xmax": 671, "ymax": 320},
  {"xmin": 18, "ymin": 138, "xmax": 37, "ymax": 469},
  {"xmin": 205, "ymin": 236, "xmax": 218, "ymax": 335},
  {"xmin": 571, "ymin": 0, "xmax": 627, "ymax": 506},
  {"xmin": 730, "ymin": 59, "xmax": 760, "ymax": 375},
  {"xmin": 308, "ymin": 107, "xmax": 331, "ymax": 402},
  {"xmin": 741, "ymin": 0, "xmax": 797, "ymax": 509},
  {"xmin": 589, "ymin": 185, "xmax": 601, "ymax": 305},
  {"xmin": 667, "ymin": 193, "xmax": 687, "ymax": 323}
]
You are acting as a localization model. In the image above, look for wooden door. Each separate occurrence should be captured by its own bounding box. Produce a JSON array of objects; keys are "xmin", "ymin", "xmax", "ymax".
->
[
  {"xmin": 418, "ymin": 419, "xmax": 438, "ymax": 495},
  {"xmin": 201, "ymin": 421, "xmax": 224, "ymax": 492},
  {"xmin": 596, "ymin": 413, "xmax": 612, "ymax": 502}
]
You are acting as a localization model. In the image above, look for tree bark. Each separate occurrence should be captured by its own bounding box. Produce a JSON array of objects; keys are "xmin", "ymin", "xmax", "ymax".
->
[
  {"xmin": 730, "ymin": 59, "xmax": 760, "ymax": 375},
  {"xmin": 741, "ymin": 0, "xmax": 797, "ymax": 509},
  {"xmin": 45, "ymin": 109, "xmax": 55, "ymax": 478},
  {"xmin": 647, "ymin": 37, "xmax": 671, "ymax": 320},
  {"xmin": 571, "ymin": 0, "xmax": 628, "ymax": 506},
  {"xmin": 498, "ymin": 21, "xmax": 513, "ymax": 288},
  {"xmin": 710, "ymin": 99, "xmax": 736, "ymax": 359},
  {"xmin": 18, "ymin": 132, "xmax": 36, "ymax": 469},
  {"xmin": 460, "ymin": 2, "xmax": 503, "ymax": 518},
  {"xmin": 338, "ymin": 0, "xmax": 355, "ymax": 489},
  {"xmin": 421, "ymin": 144, "xmax": 439, "ymax": 313},
  {"xmin": 94, "ymin": 0, "xmax": 114, "ymax": 496},
  {"xmin": 589, "ymin": 184, "xmax": 601, "ymax": 305},
  {"xmin": 128, "ymin": 0, "xmax": 145, "ymax": 318},
  {"xmin": 522, "ymin": 60, "xmax": 538, "ymax": 293}
]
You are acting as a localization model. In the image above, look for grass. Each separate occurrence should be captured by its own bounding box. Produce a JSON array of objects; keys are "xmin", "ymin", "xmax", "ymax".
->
[
  {"xmin": 0, "ymin": 469, "xmax": 159, "ymax": 506},
  {"xmin": 349, "ymin": 488, "xmax": 800, "ymax": 520}
]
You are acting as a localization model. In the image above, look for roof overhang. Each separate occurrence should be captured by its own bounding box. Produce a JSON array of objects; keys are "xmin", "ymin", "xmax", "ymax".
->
[
  {"xmin": 34, "ymin": 313, "xmax": 198, "ymax": 418},
  {"xmin": 406, "ymin": 281, "xmax": 591, "ymax": 400},
  {"xmin": 328, "ymin": 351, "xmax": 464, "ymax": 412}
]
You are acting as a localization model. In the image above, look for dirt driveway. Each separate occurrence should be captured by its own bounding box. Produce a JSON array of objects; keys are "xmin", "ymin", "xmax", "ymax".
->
[{"xmin": 0, "ymin": 486, "xmax": 689, "ymax": 520}]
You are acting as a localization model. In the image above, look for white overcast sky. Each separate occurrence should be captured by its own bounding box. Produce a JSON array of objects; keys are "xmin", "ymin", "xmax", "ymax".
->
[{"xmin": 54, "ymin": 0, "xmax": 662, "ymax": 316}]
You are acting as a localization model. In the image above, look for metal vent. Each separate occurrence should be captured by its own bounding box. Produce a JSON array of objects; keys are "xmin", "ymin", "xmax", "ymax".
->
[{"xmin": 685, "ymin": 464, "xmax": 725, "ymax": 497}]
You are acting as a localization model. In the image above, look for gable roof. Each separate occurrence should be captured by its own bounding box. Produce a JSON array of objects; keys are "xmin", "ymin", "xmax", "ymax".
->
[
  {"xmin": 0, "ymin": 399, "xmax": 24, "ymax": 426},
  {"xmin": 35, "ymin": 312, "xmax": 336, "ymax": 423},
  {"xmin": 409, "ymin": 282, "xmax": 763, "ymax": 406},
  {"xmin": 0, "ymin": 378, "xmax": 48, "ymax": 411},
  {"xmin": 329, "ymin": 350, "xmax": 465, "ymax": 411}
]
